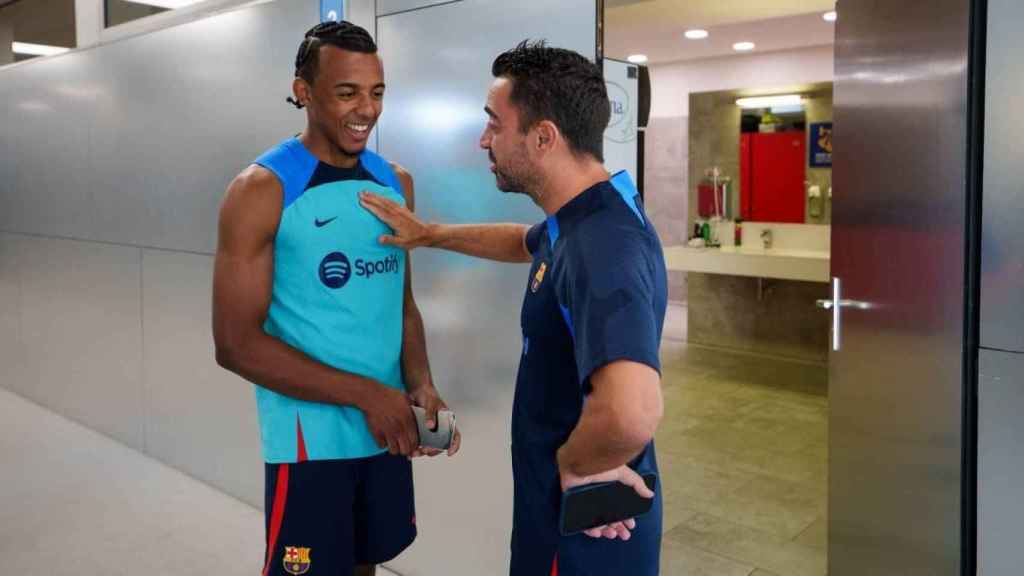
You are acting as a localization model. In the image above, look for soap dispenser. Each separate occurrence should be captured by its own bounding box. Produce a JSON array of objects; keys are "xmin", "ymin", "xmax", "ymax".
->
[{"xmin": 808, "ymin": 185, "xmax": 823, "ymax": 218}]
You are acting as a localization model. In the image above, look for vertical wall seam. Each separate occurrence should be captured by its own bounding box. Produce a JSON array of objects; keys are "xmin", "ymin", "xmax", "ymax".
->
[{"xmin": 139, "ymin": 247, "xmax": 148, "ymax": 455}]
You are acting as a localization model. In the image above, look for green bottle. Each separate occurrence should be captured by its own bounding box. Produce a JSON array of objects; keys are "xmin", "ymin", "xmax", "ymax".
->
[{"xmin": 700, "ymin": 221, "xmax": 711, "ymax": 244}]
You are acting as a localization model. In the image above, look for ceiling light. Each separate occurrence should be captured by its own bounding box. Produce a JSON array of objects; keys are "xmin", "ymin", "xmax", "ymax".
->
[
  {"xmin": 771, "ymin": 105, "xmax": 804, "ymax": 114},
  {"xmin": 684, "ymin": 29, "xmax": 709, "ymax": 40},
  {"xmin": 123, "ymin": 0, "xmax": 205, "ymax": 8},
  {"xmin": 732, "ymin": 42, "xmax": 756, "ymax": 52},
  {"xmin": 627, "ymin": 54, "xmax": 648, "ymax": 64},
  {"xmin": 12, "ymin": 42, "xmax": 70, "ymax": 57},
  {"xmin": 824, "ymin": 11, "xmax": 838, "ymax": 22},
  {"xmin": 736, "ymin": 95, "xmax": 804, "ymax": 109}
]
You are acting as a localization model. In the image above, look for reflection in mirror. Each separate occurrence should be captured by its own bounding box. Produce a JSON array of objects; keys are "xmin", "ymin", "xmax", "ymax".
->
[{"xmin": 690, "ymin": 82, "xmax": 832, "ymax": 233}]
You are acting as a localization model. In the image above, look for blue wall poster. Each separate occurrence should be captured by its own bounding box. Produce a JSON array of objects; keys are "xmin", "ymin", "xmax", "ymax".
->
[
  {"xmin": 320, "ymin": 0, "xmax": 345, "ymax": 23},
  {"xmin": 809, "ymin": 122, "xmax": 833, "ymax": 167}
]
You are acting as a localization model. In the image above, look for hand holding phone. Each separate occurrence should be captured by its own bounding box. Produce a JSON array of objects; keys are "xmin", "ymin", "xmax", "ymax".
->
[
  {"xmin": 559, "ymin": 468, "xmax": 658, "ymax": 537},
  {"xmin": 411, "ymin": 405, "xmax": 456, "ymax": 451}
]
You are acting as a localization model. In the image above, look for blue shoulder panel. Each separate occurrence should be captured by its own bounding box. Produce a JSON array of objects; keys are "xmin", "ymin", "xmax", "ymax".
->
[
  {"xmin": 359, "ymin": 148, "xmax": 403, "ymax": 195},
  {"xmin": 609, "ymin": 170, "xmax": 645, "ymax": 224},
  {"xmin": 546, "ymin": 214, "xmax": 561, "ymax": 249},
  {"xmin": 254, "ymin": 138, "xmax": 318, "ymax": 210}
]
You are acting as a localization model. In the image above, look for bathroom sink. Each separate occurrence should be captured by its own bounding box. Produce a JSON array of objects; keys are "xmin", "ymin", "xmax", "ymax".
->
[
  {"xmin": 663, "ymin": 244, "xmax": 831, "ymax": 283},
  {"xmin": 718, "ymin": 246, "xmax": 830, "ymax": 260}
]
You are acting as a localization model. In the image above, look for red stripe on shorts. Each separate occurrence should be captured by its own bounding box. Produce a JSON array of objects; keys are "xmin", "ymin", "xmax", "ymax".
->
[{"xmin": 262, "ymin": 464, "xmax": 290, "ymax": 576}]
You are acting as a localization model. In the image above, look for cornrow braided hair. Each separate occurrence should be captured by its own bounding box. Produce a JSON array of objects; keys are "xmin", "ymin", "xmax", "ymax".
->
[{"xmin": 286, "ymin": 20, "xmax": 377, "ymax": 109}]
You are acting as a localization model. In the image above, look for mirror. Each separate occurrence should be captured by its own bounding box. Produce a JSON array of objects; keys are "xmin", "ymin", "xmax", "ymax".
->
[{"xmin": 689, "ymin": 82, "xmax": 833, "ymax": 226}]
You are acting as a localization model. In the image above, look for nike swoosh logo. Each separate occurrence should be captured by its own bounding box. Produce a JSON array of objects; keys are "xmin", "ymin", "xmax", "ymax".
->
[{"xmin": 315, "ymin": 217, "xmax": 337, "ymax": 228}]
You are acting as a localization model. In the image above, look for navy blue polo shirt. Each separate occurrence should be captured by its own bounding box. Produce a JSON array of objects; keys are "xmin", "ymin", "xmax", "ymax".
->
[{"xmin": 510, "ymin": 171, "xmax": 667, "ymax": 576}]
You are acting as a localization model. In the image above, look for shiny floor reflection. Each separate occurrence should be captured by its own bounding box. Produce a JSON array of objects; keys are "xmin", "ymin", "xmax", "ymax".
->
[
  {"xmin": 0, "ymin": 387, "xmax": 401, "ymax": 576},
  {"xmin": 657, "ymin": 341, "xmax": 828, "ymax": 576}
]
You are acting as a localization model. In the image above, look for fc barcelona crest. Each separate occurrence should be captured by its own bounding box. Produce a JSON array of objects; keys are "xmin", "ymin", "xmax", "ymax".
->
[
  {"xmin": 531, "ymin": 262, "xmax": 547, "ymax": 293},
  {"xmin": 283, "ymin": 546, "xmax": 311, "ymax": 575}
]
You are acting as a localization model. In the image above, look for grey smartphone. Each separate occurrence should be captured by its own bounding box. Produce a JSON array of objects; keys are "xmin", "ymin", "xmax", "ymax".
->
[{"xmin": 411, "ymin": 405, "xmax": 455, "ymax": 450}]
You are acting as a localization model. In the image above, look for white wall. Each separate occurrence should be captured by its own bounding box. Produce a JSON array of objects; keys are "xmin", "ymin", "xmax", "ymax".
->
[{"xmin": 649, "ymin": 45, "xmax": 834, "ymax": 118}]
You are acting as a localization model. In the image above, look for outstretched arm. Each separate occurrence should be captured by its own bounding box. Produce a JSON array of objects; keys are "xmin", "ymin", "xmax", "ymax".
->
[{"xmin": 360, "ymin": 191, "xmax": 532, "ymax": 263}]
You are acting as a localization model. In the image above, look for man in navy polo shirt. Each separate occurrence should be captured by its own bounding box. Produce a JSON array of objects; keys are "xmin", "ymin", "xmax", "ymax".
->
[{"xmin": 360, "ymin": 40, "xmax": 666, "ymax": 575}]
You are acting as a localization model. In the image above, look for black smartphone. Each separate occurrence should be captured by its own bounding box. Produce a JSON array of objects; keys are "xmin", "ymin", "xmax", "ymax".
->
[{"xmin": 558, "ymin": 473, "xmax": 658, "ymax": 536}]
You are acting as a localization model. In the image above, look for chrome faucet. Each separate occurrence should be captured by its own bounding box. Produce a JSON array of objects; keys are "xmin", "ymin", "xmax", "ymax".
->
[{"xmin": 761, "ymin": 228, "xmax": 773, "ymax": 249}]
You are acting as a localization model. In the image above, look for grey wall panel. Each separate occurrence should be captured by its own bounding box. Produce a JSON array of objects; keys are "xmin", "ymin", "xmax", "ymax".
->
[
  {"xmin": 0, "ymin": 234, "xmax": 25, "ymax": 392},
  {"xmin": 981, "ymin": 0, "xmax": 1024, "ymax": 353},
  {"xmin": 0, "ymin": 0, "xmax": 316, "ymax": 254},
  {"xmin": 141, "ymin": 249, "xmax": 263, "ymax": 508},
  {"xmin": 377, "ymin": 0, "xmax": 460, "ymax": 16},
  {"xmin": 0, "ymin": 71, "xmax": 12, "ymax": 211},
  {"xmin": 978, "ymin": 349, "xmax": 1024, "ymax": 574},
  {"xmin": 14, "ymin": 235, "xmax": 144, "ymax": 450},
  {"xmin": 376, "ymin": 1, "xmax": 596, "ymax": 574},
  {"xmin": 346, "ymin": 0, "xmax": 377, "ymax": 38}
]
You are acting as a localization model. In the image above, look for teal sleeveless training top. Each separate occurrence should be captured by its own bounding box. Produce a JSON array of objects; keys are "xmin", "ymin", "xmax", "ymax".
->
[{"xmin": 253, "ymin": 137, "xmax": 406, "ymax": 463}]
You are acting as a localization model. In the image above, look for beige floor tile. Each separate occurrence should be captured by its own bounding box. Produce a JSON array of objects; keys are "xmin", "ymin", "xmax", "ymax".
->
[
  {"xmin": 671, "ymin": 489, "xmax": 821, "ymax": 540},
  {"xmin": 666, "ymin": 514, "xmax": 827, "ymax": 576},
  {"xmin": 658, "ymin": 451, "xmax": 760, "ymax": 503},
  {"xmin": 711, "ymin": 475, "xmax": 825, "ymax": 539},
  {"xmin": 660, "ymin": 385, "xmax": 760, "ymax": 424},
  {"xmin": 729, "ymin": 394, "xmax": 827, "ymax": 424},
  {"xmin": 657, "ymin": 410, "xmax": 704, "ymax": 439},
  {"xmin": 734, "ymin": 421, "xmax": 825, "ymax": 457},
  {"xmin": 793, "ymin": 516, "xmax": 828, "ymax": 551},
  {"xmin": 663, "ymin": 346, "xmax": 827, "ymax": 397},
  {"xmin": 676, "ymin": 421, "xmax": 812, "ymax": 456},
  {"xmin": 662, "ymin": 501, "xmax": 700, "ymax": 534},
  {"xmin": 750, "ymin": 570, "xmax": 783, "ymax": 576},
  {"xmin": 661, "ymin": 538, "xmax": 757, "ymax": 576},
  {"xmin": 661, "ymin": 432, "xmax": 826, "ymax": 485},
  {"xmin": 657, "ymin": 342, "xmax": 830, "ymax": 567}
]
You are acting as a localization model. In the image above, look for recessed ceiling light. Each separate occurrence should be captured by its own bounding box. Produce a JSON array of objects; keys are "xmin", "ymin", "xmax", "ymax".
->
[
  {"xmin": 733, "ymin": 42, "xmax": 756, "ymax": 52},
  {"xmin": 627, "ymin": 54, "xmax": 649, "ymax": 64},
  {"xmin": 685, "ymin": 29, "xmax": 709, "ymax": 40},
  {"xmin": 11, "ymin": 42, "xmax": 70, "ymax": 56},
  {"xmin": 824, "ymin": 11, "xmax": 838, "ymax": 22}
]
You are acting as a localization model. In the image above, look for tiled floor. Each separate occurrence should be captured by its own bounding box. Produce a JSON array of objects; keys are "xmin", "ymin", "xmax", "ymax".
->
[
  {"xmin": 0, "ymin": 298, "xmax": 822, "ymax": 576},
  {"xmin": 657, "ymin": 340, "xmax": 829, "ymax": 576}
]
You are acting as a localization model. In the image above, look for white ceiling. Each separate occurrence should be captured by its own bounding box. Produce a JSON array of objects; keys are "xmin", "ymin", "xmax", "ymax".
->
[{"xmin": 606, "ymin": 0, "xmax": 837, "ymax": 65}]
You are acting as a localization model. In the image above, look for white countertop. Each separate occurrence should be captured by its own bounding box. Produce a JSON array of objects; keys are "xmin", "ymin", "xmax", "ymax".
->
[{"xmin": 664, "ymin": 244, "xmax": 831, "ymax": 283}]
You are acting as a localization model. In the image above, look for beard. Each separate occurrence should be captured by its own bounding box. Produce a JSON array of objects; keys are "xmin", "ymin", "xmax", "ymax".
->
[{"xmin": 490, "ymin": 147, "xmax": 534, "ymax": 195}]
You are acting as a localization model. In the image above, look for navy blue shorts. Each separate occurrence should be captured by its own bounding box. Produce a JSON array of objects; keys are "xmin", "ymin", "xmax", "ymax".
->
[{"xmin": 262, "ymin": 453, "xmax": 416, "ymax": 576}]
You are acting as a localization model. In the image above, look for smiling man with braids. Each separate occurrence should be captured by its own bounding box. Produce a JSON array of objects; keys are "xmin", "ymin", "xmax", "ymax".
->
[{"xmin": 213, "ymin": 21, "xmax": 459, "ymax": 576}]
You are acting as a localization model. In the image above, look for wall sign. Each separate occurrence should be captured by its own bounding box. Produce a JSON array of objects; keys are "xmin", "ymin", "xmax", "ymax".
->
[
  {"xmin": 603, "ymin": 59, "xmax": 639, "ymax": 182},
  {"xmin": 810, "ymin": 122, "xmax": 833, "ymax": 167},
  {"xmin": 320, "ymin": 0, "xmax": 345, "ymax": 23}
]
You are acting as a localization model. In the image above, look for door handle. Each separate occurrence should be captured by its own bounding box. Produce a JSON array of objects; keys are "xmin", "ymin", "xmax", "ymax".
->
[
  {"xmin": 815, "ymin": 300, "xmax": 873, "ymax": 311},
  {"xmin": 816, "ymin": 277, "xmax": 872, "ymax": 351}
]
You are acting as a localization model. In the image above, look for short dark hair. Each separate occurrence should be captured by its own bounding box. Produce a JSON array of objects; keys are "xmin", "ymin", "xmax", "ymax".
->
[
  {"xmin": 294, "ymin": 21, "xmax": 377, "ymax": 86},
  {"xmin": 492, "ymin": 40, "xmax": 609, "ymax": 162}
]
